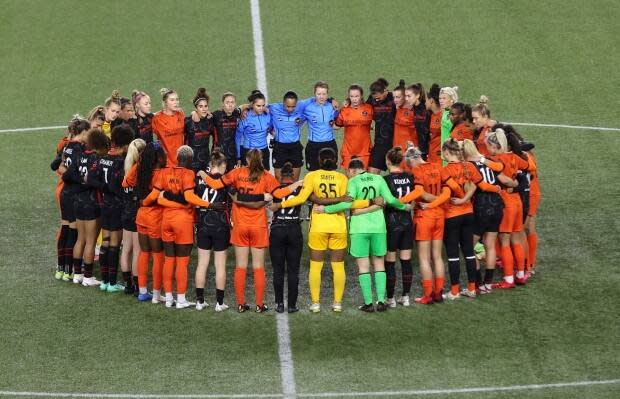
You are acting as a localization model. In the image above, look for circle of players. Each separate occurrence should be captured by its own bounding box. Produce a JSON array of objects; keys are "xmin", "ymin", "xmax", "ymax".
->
[{"xmin": 51, "ymin": 78, "xmax": 540, "ymax": 314}]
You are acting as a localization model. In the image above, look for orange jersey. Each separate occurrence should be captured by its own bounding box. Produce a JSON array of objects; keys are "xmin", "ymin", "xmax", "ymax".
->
[
  {"xmin": 55, "ymin": 136, "xmax": 70, "ymax": 205},
  {"xmin": 450, "ymin": 123, "xmax": 474, "ymax": 141},
  {"xmin": 495, "ymin": 152, "xmax": 530, "ymax": 207},
  {"xmin": 441, "ymin": 162, "xmax": 482, "ymax": 218},
  {"xmin": 336, "ymin": 104, "xmax": 373, "ymax": 160},
  {"xmin": 152, "ymin": 110, "xmax": 185, "ymax": 166},
  {"xmin": 154, "ymin": 167, "xmax": 197, "ymax": 222},
  {"xmin": 221, "ymin": 167, "xmax": 280, "ymax": 228},
  {"xmin": 476, "ymin": 125, "xmax": 491, "ymax": 156},
  {"xmin": 412, "ymin": 162, "xmax": 445, "ymax": 219},
  {"xmin": 428, "ymin": 111, "xmax": 442, "ymax": 164},
  {"xmin": 527, "ymin": 152, "xmax": 540, "ymax": 197},
  {"xmin": 393, "ymin": 107, "xmax": 415, "ymax": 149}
]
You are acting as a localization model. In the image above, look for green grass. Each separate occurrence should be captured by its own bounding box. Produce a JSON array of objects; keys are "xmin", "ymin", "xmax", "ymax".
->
[{"xmin": 1, "ymin": 1, "xmax": 619, "ymax": 398}]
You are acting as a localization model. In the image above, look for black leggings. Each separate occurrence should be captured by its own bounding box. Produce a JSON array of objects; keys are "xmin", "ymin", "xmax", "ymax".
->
[
  {"xmin": 444, "ymin": 213, "xmax": 477, "ymax": 286},
  {"xmin": 269, "ymin": 224, "xmax": 303, "ymax": 307}
]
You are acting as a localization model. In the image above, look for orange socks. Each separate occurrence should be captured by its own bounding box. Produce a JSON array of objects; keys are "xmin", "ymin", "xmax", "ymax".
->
[
  {"xmin": 513, "ymin": 243, "xmax": 526, "ymax": 272},
  {"xmin": 152, "ymin": 251, "xmax": 164, "ymax": 291},
  {"xmin": 163, "ymin": 256, "xmax": 175, "ymax": 294},
  {"xmin": 137, "ymin": 251, "xmax": 150, "ymax": 289},
  {"xmin": 234, "ymin": 267, "xmax": 247, "ymax": 305},
  {"xmin": 422, "ymin": 279, "xmax": 433, "ymax": 297},
  {"xmin": 500, "ymin": 246, "xmax": 514, "ymax": 283},
  {"xmin": 254, "ymin": 268, "xmax": 266, "ymax": 306},
  {"xmin": 434, "ymin": 277, "xmax": 445, "ymax": 294},
  {"xmin": 467, "ymin": 282, "xmax": 476, "ymax": 292},
  {"xmin": 175, "ymin": 256, "xmax": 189, "ymax": 295},
  {"xmin": 450, "ymin": 284, "xmax": 460, "ymax": 296},
  {"xmin": 527, "ymin": 233, "xmax": 538, "ymax": 270}
]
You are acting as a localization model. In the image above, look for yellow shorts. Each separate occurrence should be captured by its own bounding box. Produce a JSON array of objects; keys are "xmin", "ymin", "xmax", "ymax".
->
[{"xmin": 308, "ymin": 232, "xmax": 347, "ymax": 251}]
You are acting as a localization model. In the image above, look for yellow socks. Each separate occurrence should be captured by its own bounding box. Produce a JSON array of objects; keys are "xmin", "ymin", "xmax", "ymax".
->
[
  {"xmin": 332, "ymin": 261, "xmax": 345, "ymax": 303},
  {"xmin": 309, "ymin": 260, "xmax": 324, "ymax": 303}
]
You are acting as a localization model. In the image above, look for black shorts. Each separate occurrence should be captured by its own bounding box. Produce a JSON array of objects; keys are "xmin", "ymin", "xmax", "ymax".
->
[
  {"xmin": 197, "ymin": 228, "xmax": 230, "ymax": 251},
  {"xmin": 272, "ymin": 141, "xmax": 303, "ymax": 168},
  {"xmin": 101, "ymin": 204, "xmax": 123, "ymax": 231},
  {"xmin": 60, "ymin": 190, "xmax": 76, "ymax": 223},
  {"xmin": 121, "ymin": 201, "xmax": 138, "ymax": 232},
  {"xmin": 473, "ymin": 212, "xmax": 503, "ymax": 237},
  {"xmin": 305, "ymin": 140, "xmax": 338, "ymax": 171},
  {"xmin": 369, "ymin": 145, "xmax": 390, "ymax": 171},
  {"xmin": 387, "ymin": 225, "xmax": 414, "ymax": 252},
  {"xmin": 240, "ymin": 147, "xmax": 270, "ymax": 170},
  {"xmin": 74, "ymin": 191, "xmax": 100, "ymax": 221}
]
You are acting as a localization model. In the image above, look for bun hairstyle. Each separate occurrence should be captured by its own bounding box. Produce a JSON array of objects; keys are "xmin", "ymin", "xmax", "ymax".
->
[
  {"xmin": 472, "ymin": 95, "xmax": 491, "ymax": 118},
  {"xmin": 442, "ymin": 138, "xmax": 464, "ymax": 161},
  {"xmin": 486, "ymin": 128, "xmax": 508, "ymax": 153},
  {"xmin": 124, "ymin": 138, "xmax": 146, "ymax": 173},
  {"xmin": 370, "ymin": 77, "xmax": 389, "ymax": 94},
  {"xmin": 193, "ymin": 87, "xmax": 210, "ymax": 107},
  {"xmin": 160, "ymin": 88, "xmax": 175, "ymax": 101},
  {"xmin": 67, "ymin": 115, "xmax": 91, "ymax": 138},
  {"xmin": 87, "ymin": 128, "xmax": 110, "ymax": 154},
  {"xmin": 176, "ymin": 145, "xmax": 194, "ymax": 167},
  {"xmin": 440, "ymin": 86, "xmax": 459, "ymax": 103},
  {"xmin": 347, "ymin": 156, "xmax": 365, "ymax": 170},
  {"xmin": 318, "ymin": 147, "xmax": 337, "ymax": 171},
  {"xmin": 111, "ymin": 124, "xmax": 135, "ymax": 148},
  {"xmin": 427, "ymin": 83, "xmax": 441, "ymax": 104},
  {"xmin": 246, "ymin": 148, "xmax": 264, "ymax": 182},
  {"xmin": 248, "ymin": 90, "xmax": 265, "ymax": 104},
  {"xmin": 450, "ymin": 102, "xmax": 473, "ymax": 123},
  {"xmin": 386, "ymin": 146, "xmax": 404, "ymax": 165},
  {"xmin": 393, "ymin": 79, "xmax": 406, "ymax": 94},
  {"xmin": 209, "ymin": 149, "xmax": 227, "ymax": 168},
  {"xmin": 404, "ymin": 144, "xmax": 423, "ymax": 165},
  {"xmin": 462, "ymin": 139, "xmax": 482, "ymax": 160},
  {"xmin": 104, "ymin": 90, "xmax": 121, "ymax": 108},
  {"xmin": 280, "ymin": 162, "xmax": 295, "ymax": 180},
  {"xmin": 406, "ymin": 83, "xmax": 427, "ymax": 103}
]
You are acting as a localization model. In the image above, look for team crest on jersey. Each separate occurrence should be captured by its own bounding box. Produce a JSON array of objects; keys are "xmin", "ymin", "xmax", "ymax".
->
[
  {"xmin": 362, "ymin": 111, "xmax": 369, "ymax": 116},
  {"xmin": 295, "ymin": 117, "xmax": 302, "ymax": 125}
]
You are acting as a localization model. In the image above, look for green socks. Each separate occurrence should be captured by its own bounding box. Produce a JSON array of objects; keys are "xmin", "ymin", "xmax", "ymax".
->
[
  {"xmin": 375, "ymin": 271, "xmax": 387, "ymax": 303},
  {"xmin": 358, "ymin": 273, "xmax": 373, "ymax": 305}
]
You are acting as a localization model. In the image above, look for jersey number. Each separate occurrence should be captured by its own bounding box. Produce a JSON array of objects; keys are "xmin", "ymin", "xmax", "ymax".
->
[
  {"xmin": 78, "ymin": 165, "xmax": 88, "ymax": 180},
  {"xmin": 281, "ymin": 195, "xmax": 296, "ymax": 215},
  {"xmin": 361, "ymin": 186, "xmax": 376, "ymax": 200},
  {"xmin": 396, "ymin": 186, "xmax": 411, "ymax": 198},
  {"xmin": 480, "ymin": 166, "xmax": 496, "ymax": 184},
  {"xmin": 202, "ymin": 187, "xmax": 219, "ymax": 203},
  {"xmin": 102, "ymin": 167, "xmax": 109, "ymax": 184},
  {"xmin": 319, "ymin": 183, "xmax": 337, "ymax": 198}
]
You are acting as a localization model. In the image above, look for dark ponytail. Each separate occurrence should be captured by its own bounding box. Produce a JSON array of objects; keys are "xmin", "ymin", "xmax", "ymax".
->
[
  {"xmin": 318, "ymin": 148, "xmax": 337, "ymax": 171},
  {"xmin": 248, "ymin": 90, "xmax": 265, "ymax": 104},
  {"xmin": 427, "ymin": 83, "xmax": 440, "ymax": 105},
  {"xmin": 386, "ymin": 146, "xmax": 404, "ymax": 165},
  {"xmin": 137, "ymin": 142, "xmax": 166, "ymax": 200},
  {"xmin": 193, "ymin": 87, "xmax": 210, "ymax": 107},
  {"xmin": 347, "ymin": 156, "xmax": 365, "ymax": 170}
]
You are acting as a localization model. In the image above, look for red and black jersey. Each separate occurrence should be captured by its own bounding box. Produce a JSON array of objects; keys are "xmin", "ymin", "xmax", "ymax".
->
[
  {"xmin": 271, "ymin": 185, "xmax": 302, "ymax": 227},
  {"xmin": 383, "ymin": 171, "xmax": 414, "ymax": 230},
  {"xmin": 366, "ymin": 92, "xmax": 395, "ymax": 147},
  {"xmin": 61, "ymin": 141, "xmax": 86, "ymax": 195},
  {"xmin": 412, "ymin": 102, "xmax": 429, "ymax": 157},
  {"xmin": 211, "ymin": 109, "xmax": 240, "ymax": 170},
  {"xmin": 111, "ymin": 118, "xmax": 139, "ymax": 138},
  {"xmin": 90, "ymin": 151, "xmax": 126, "ymax": 209},
  {"xmin": 194, "ymin": 172, "xmax": 230, "ymax": 231},
  {"xmin": 136, "ymin": 113, "xmax": 154, "ymax": 143},
  {"xmin": 184, "ymin": 116, "xmax": 214, "ymax": 172},
  {"xmin": 470, "ymin": 160, "xmax": 503, "ymax": 216}
]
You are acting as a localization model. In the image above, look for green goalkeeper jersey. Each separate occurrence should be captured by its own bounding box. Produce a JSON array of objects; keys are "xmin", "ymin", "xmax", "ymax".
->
[{"xmin": 325, "ymin": 172, "xmax": 407, "ymax": 234}]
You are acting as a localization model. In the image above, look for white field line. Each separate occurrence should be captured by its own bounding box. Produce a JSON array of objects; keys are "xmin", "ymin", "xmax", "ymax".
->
[
  {"xmin": 1, "ymin": 379, "xmax": 619, "ymax": 398},
  {"xmin": 250, "ymin": 0, "xmax": 268, "ymax": 100},
  {"xmin": 505, "ymin": 122, "xmax": 620, "ymax": 132}
]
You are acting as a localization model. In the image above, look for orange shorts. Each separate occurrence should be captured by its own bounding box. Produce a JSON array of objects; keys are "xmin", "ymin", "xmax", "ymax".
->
[
  {"xmin": 414, "ymin": 216, "xmax": 444, "ymax": 241},
  {"xmin": 528, "ymin": 194, "xmax": 541, "ymax": 217},
  {"xmin": 499, "ymin": 204, "xmax": 523, "ymax": 233},
  {"xmin": 161, "ymin": 215, "xmax": 194, "ymax": 245},
  {"xmin": 231, "ymin": 225, "xmax": 269, "ymax": 248},
  {"xmin": 136, "ymin": 206, "xmax": 163, "ymax": 239},
  {"xmin": 341, "ymin": 153, "xmax": 369, "ymax": 170}
]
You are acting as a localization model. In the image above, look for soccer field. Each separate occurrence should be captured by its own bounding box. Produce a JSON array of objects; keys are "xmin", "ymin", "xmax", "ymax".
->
[{"xmin": 1, "ymin": 1, "xmax": 619, "ymax": 398}]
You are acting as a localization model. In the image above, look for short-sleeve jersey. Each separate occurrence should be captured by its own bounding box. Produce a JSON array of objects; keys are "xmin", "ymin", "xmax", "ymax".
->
[
  {"xmin": 384, "ymin": 172, "xmax": 414, "ymax": 230},
  {"xmin": 336, "ymin": 104, "xmax": 374, "ymax": 158},
  {"xmin": 441, "ymin": 162, "xmax": 483, "ymax": 218},
  {"xmin": 195, "ymin": 172, "xmax": 230, "ymax": 231},
  {"xmin": 152, "ymin": 110, "xmax": 185, "ymax": 166},
  {"xmin": 154, "ymin": 166, "xmax": 197, "ymax": 222},
  {"xmin": 411, "ymin": 162, "xmax": 445, "ymax": 219}
]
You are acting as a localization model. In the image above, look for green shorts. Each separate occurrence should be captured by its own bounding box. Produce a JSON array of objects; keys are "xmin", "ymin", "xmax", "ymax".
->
[{"xmin": 349, "ymin": 233, "xmax": 387, "ymax": 258}]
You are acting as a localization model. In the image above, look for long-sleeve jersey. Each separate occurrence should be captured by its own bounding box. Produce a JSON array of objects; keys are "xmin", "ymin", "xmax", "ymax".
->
[
  {"xmin": 154, "ymin": 166, "xmax": 210, "ymax": 222},
  {"xmin": 111, "ymin": 118, "xmax": 139, "ymax": 137},
  {"xmin": 88, "ymin": 150, "xmax": 125, "ymax": 209},
  {"xmin": 493, "ymin": 152, "xmax": 532, "ymax": 208},
  {"xmin": 303, "ymin": 99, "xmax": 338, "ymax": 143},
  {"xmin": 469, "ymin": 160, "xmax": 503, "ymax": 215},
  {"xmin": 61, "ymin": 142, "xmax": 91, "ymax": 195},
  {"xmin": 412, "ymin": 102, "xmax": 429, "ymax": 157},
  {"xmin": 136, "ymin": 113, "xmax": 154, "ymax": 143},
  {"xmin": 383, "ymin": 171, "xmax": 414, "ymax": 230},
  {"xmin": 366, "ymin": 93, "xmax": 395, "ymax": 148},
  {"xmin": 211, "ymin": 109, "xmax": 240, "ymax": 168},
  {"xmin": 269, "ymin": 98, "xmax": 312, "ymax": 143},
  {"xmin": 235, "ymin": 110, "xmax": 272, "ymax": 159},
  {"xmin": 184, "ymin": 116, "xmax": 214, "ymax": 172},
  {"xmin": 152, "ymin": 110, "xmax": 185, "ymax": 166},
  {"xmin": 336, "ymin": 103, "xmax": 374, "ymax": 159},
  {"xmin": 325, "ymin": 172, "xmax": 407, "ymax": 234}
]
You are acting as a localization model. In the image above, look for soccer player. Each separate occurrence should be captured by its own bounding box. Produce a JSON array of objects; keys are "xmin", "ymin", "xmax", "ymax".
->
[
  {"xmin": 185, "ymin": 87, "xmax": 215, "ymax": 173},
  {"xmin": 198, "ymin": 149, "xmax": 301, "ymax": 313},
  {"xmin": 405, "ymin": 83, "xmax": 430, "ymax": 159},
  {"xmin": 319, "ymin": 157, "xmax": 410, "ymax": 312},
  {"xmin": 303, "ymin": 81, "xmax": 340, "ymax": 171},
  {"xmin": 471, "ymin": 96, "xmax": 495, "ymax": 156},
  {"xmin": 132, "ymin": 90, "xmax": 154, "ymax": 143},
  {"xmin": 525, "ymin": 151, "xmax": 541, "ymax": 274},
  {"xmin": 449, "ymin": 103, "xmax": 474, "ymax": 141},
  {"xmin": 439, "ymin": 86, "xmax": 458, "ymax": 160},
  {"xmin": 89, "ymin": 125, "xmax": 135, "ymax": 292},
  {"xmin": 101, "ymin": 90, "xmax": 122, "ymax": 138},
  {"xmin": 392, "ymin": 81, "xmax": 414, "ymax": 152},
  {"xmin": 269, "ymin": 162, "xmax": 304, "ymax": 313},
  {"xmin": 111, "ymin": 96, "xmax": 139, "ymax": 134},
  {"xmin": 236, "ymin": 90, "xmax": 272, "ymax": 170},
  {"xmin": 211, "ymin": 92, "xmax": 241, "ymax": 172},
  {"xmin": 336, "ymin": 84, "xmax": 374, "ymax": 169},
  {"xmin": 193, "ymin": 150, "xmax": 231, "ymax": 312},
  {"xmin": 152, "ymin": 88, "xmax": 185, "ymax": 167},
  {"xmin": 426, "ymin": 84, "xmax": 443, "ymax": 165},
  {"xmin": 120, "ymin": 138, "xmax": 146, "ymax": 294},
  {"xmin": 367, "ymin": 78, "xmax": 396, "ymax": 174},
  {"xmin": 382, "ymin": 148, "xmax": 415, "ymax": 307},
  {"xmin": 87, "ymin": 106, "xmax": 105, "ymax": 130},
  {"xmin": 123, "ymin": 142, "xmax": 167, "ymax": 302}
]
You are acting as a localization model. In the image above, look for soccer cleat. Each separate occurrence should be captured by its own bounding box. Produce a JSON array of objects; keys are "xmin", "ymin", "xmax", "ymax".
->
[
  {"xmin": 376, "ymin": 302, "xmax": 388, "ymax": 312},
  {"xmin": 255, "ymin": 304, "xmax": 268, "ymax": 313},
  {"xmin": 414, "ymin": 295, "xmax": 434, "ymax": 305},
  {"xmin": 385, "ymin": 297, "xmax": 397, "ymax": 308},
  {"xmin": 151, "ymin": 294, "xmax": 165, "ymax": 304},
  {"xmin": 215, "ymin": 303, "xmax": 229, "ymax": 312},
  {"xmin": 309, "ymin": 303, "xmax": 321, "ymax": 313},
  {"xmin": 275, "ymin": 303, "xmax": 285, "ymax": 313},
  {"xmin": 477, "ymin": 285, "xmax": 492, "ymax": 295},
  {"xmin": 474, "ymin": 242, "xmax": 486, "ymax": 260},
  {"xmin": 72, "ymin": 274, "xmax": 84, "ymax": 284},
  {"xmin": 433, "ymin": 291, "xmax": 444, "ymax": 303},
  {"xmin": 124, "ymin": 285, "xmax": 135, "ymax": 295},
  {"xmin": 237, "ymin": 304, "xmax": 250, "ymax": 313},
  {"xmin": 358, "ymin": 303, "xmax": 375, "ymax": 313},
  {"xmin": 54, "ymin": 270, "xmax": 64, "ymax": 280},
  {"xmin": 137, "ymin": 292, "xmax": 153, "ymax": 302},
  {"xmin": 99, "ymin": 282, "xmax": 109, "ymax": 291},
  {"xmin": 442, "ymin": 291, "xmax": 461, "ymax": 300},
  {"xmin": 176, "ymin": 300, "xmax": 194, "ymax": 309},
  {"xmin": 397, "ymin": 295, "xmax": 411, "ymax": 307},
  {"xmin": 165, "ymin": 299, "xmax": 176, "ymax": 308},
  {"xmin": 492, "ymin": 280, "xmax": 516, "ymax": 289},
  {"xmin": 288, "ymin": 306, "xmax": 299, "ymax": 314},
  {"xmin": 107, "ymin": 283, "xmax": 124, "ymax": 293},
  {"xmin": 460, "ymin": 289, "xmax": 477, "ymax": 298},
  {"xmin": 515, "ymin": 276, "xmax": 527, "ymax": 286},
  {"xmin": 62, "ymin": 272, "xmax": 72, "ymax": 282},
  {"xmin": 332, "ymin": 302, "xmax": 342, "ymax": 313},
  {"xmin": 81, "ymin": 277, "xmax": 100, "ymax": 287},
  {"xmin": 195, "ymin": 301, "xmax": 209, "ymax": 311}
]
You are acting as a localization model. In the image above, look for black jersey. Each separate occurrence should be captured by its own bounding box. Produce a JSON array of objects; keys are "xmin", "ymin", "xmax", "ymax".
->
[
  {"xmin": 366, "ymin": 92, "xmax": 395, "ymax": 147},
  {"xmin": 383, "ymin": 172, "xmax": 414, "ymax": 229},
  {"xmin": 194, "ymin": 173, "xmax": 230, "ymax": 230},
  {"xmin": 185, "ymin": 116, "xmax": 214, "ymax": 172},
  {"xmin": 111, "ymin": 118, "xmax": 139, "ymax": 137},
  {"xmin": 90, "ymin": 152, "xmax": 125, "ymax": 208},
  {"xmin": 470, "ymin": 161, "xmax": 504, "ymax": 216},
  {"xmin": 212, "ymin": 109, "xmax": 240, "ymax": 170},
  {"xmin": 136, "ymin": 113, "xmax": 154, "ymax": 143},
  {"xmin": 272, "ymin": 185, "xmax": 302, "ymax": 227},
  {"xmin": 61, "ymin": 141, "xmax": 86, "ymax": 195},
  {"xmin": 412, "ymin": 102, "xmax": 430, "ymax": 157}
]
